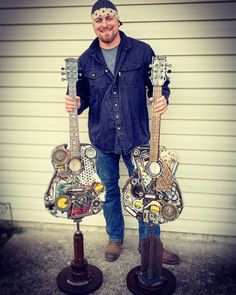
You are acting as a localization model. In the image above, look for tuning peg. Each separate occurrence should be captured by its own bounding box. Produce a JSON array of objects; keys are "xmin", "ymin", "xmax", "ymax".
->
[
  {"xmin": 167, "ymin": 64, "xmax": 172, "ymax": 74},
  {"xmin": 61, "ymin": 77, "xmax": 66, "ymax": 81},
  {"xmin": 61, "ymin": 71, "xmax": 66, "ymax": 76},
  {"xmin": 61, "ymin": 67, "xmax": 65, "ymax": 70}
]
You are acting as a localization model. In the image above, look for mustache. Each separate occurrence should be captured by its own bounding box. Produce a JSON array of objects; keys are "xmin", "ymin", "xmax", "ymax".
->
[{"xmin": 99, "ymin": 26, "xmax": 112, "ymax": 31}]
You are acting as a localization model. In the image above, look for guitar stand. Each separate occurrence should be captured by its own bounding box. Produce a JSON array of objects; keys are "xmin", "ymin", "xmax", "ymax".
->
[
  {"xmin": 57, "ymin": 219, "xmax": 103, "ymax": 295},
  {"xmin": 127, "ymin": 225, "xmax": 176, "ymax": 295}
]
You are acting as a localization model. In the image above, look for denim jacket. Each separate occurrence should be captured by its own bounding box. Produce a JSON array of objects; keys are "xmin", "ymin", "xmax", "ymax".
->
[{"xmin": 76, "ymin": 31, "xmax": 170, "ymax": 154}]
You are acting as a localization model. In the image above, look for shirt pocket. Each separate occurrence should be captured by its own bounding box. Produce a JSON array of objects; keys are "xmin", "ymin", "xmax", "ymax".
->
[
  {"xmin": 120, "ymin": 63, "xmax": 142, "ymax": 86},
  {"xmin": 85, "ymin": 69, "xmax": 105, "ymax": 80},
  {"xmin": 84, "ymin": 69, "xmax": 107, "ymax": 95}
]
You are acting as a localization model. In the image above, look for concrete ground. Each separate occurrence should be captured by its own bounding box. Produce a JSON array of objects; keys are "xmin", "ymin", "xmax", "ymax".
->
[{"xmin": 0, "ymin": 224, "xmax": 235, "ymax": 295}]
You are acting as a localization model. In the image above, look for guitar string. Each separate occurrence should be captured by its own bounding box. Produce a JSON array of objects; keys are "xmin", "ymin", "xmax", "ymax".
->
[
  {"xmin": 69, "ymin": 83, "xmax": 81, "ymax": 158},
  {"xmin": 152, "ymin": 57, "xmax": 173, "ymax": 190},
  {"xmin": 151, "ymin": 85, "xmax": 171, "ymax": 191},
  {"xmin": 150, "ymin": 106, "xmax": 168, "ymax": 190}
]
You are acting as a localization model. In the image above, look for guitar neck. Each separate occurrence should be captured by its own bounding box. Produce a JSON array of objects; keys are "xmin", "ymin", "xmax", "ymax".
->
[
  {"xmin": 149, "ymin": 85, "xmax": 162, "ymax": 162},
  {"xmin": 68, "ymin": 82, "xmax": 80, "ymax": 158}
]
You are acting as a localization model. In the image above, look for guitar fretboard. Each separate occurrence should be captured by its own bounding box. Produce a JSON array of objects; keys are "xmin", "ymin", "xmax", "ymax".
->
[
  {"xmin": 149, "ymin": 85, "xmax": 162, "ymax": 162},
  {"xmin": 68, "ymin": 82, "xmax": 80, "ymax": 158}
]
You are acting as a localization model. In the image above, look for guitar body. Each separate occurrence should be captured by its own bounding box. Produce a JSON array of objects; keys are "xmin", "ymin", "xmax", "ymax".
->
[
  {"xmin": 122, "ymin": 55, "xmax": 183, "ymax": 225},
  {"xmin": 44, "ymin": 143, "xmax": 105, "ymax": 219},
  {"xmin": 122, "ymin": 145, "xmax": 183, "ymax": 224},
  {"xmin": 44, "ymin": 58, "xmax": 105, "ymax": 220}
]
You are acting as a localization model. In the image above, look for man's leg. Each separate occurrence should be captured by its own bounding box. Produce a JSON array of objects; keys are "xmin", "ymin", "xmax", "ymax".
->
[{"xmin": 96, "ymin": 149, "xmax": 124, "ymax": 261}]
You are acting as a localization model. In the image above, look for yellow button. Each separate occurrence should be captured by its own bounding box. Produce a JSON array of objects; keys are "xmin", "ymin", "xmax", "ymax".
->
[
  {"xmin": 94, "ymin": 183, "xmax": 104, "ymax": 192},
  {"xmin": 150, "ymin": 205, "xmax": 160, "ymax": 212}
]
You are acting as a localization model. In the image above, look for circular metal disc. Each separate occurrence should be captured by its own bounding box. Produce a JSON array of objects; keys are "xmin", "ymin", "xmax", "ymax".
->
[
  {"xmin": 52, "ymin": 149, "xmax": 68, "ymax": 165},
  {"xmin": 161, "ymin": 203, "xmax": 178, "ymax": 221},
  {"xmin": 57, "ymin": 264, "xmax": 103, "ymax": 295},
  {"xmin": 146, "ymin": 161, "xmax": 162, "ymax": 178},
  {"xmin": 69, "ymin": 158, "xmax": 81, "ymax": 172},
  {"xmin": 85, "ymin": 146, "xmax": 96, "ymax": 159},
  {"xmin": 127, "ymin": 266, "xmax": 176, "ymax": 295}
]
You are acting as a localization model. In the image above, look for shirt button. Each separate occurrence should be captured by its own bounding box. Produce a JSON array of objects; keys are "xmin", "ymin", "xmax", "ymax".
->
[
  {"xmin": 116, "ymin": 115, "xmax": 119, "ymax": 119},
  {"xmin": 114, "ymin": 91, "xmax": 117, "ymax": 95},
  {"xmin": 114, "ymin": 104, "xmax": 118, "ymax": 107},
  {"xmin": 117, "ymin": 127, "xmax": 121, "ymax": 130},
  {"xmin": 105, "ymin": 69, "xmax": 108, "ymax": 73}
]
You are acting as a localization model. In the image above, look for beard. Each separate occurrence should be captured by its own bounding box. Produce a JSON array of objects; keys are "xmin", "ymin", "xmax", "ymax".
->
[{"xmin": 98, "ymin": 29, "xmax": 118, "ymax": 44}]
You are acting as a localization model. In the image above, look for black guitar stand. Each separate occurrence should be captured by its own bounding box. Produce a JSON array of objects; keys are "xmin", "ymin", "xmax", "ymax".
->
[
  {"xmin": 127, "ymin": 224, "xmax": 176, "ymax": 295},
  {"xmin": 57, "ymin": 219, "xmax": 103, "ymax": 294}
]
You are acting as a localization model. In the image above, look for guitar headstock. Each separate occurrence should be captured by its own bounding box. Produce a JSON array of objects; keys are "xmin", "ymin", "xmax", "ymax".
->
[
  {"xmin": 150, "ymin": 55, "xmax": 172, "ymax": 86},
  {"xmin": 61, "ymin": 58, "xmax": 78, "ymax": 84}
]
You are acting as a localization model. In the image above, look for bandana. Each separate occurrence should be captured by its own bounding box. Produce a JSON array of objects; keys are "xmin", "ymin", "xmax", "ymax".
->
[{"xmin": 91, "ymin": 0, "xmax": 122, "ymax": 25}]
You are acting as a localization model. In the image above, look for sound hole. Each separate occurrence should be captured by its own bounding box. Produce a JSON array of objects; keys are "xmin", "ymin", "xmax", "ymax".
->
[
  {"xmin": 146, "ymin": 161, "xmax": 162, "ymax": 177},
  {"xmin": 68, "ymin": 158, "xmax": 81, "ymax": 172}
]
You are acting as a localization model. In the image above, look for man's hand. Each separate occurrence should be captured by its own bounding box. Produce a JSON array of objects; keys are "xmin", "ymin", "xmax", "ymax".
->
[
  {"xmin": 65, "ymin": 95, "xmax": 81, "ymax": 112},
  {"xmin": 149, "ymin": 96, "xmax": 168, "ymax": 115}
]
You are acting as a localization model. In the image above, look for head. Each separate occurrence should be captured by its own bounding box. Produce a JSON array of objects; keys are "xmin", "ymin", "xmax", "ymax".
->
[{"xmin": 91, "ymin": 0, "xmax": 122, "ymax": 47}]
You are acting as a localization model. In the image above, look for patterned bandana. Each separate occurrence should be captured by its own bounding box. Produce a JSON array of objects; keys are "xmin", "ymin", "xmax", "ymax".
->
[{"xmin": 91, "ymin": 0, "xmax": 122, "ymax": 25}]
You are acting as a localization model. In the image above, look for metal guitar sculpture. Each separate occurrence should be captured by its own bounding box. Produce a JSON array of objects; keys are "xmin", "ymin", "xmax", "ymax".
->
[
  {"xmin": 122, "ymin": 55, "xmax": 183, "ymax": 225},
  {"xmin": 44, "ymin": 58, "xmax": 105, "ymax": 220},
  {"xmin": 123, "ymin": 56, "xmax": 183, "ymax": 295}
]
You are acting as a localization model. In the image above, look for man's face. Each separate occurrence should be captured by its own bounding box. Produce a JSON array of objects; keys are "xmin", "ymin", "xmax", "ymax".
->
[{"xmin": 92, "ymin": 15, "xmax": 120, "ymax": 44}]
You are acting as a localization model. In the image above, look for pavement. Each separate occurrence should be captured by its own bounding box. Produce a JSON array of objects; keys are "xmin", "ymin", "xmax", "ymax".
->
[{"xmin": 0, "ymin": 223, "xmax": 235, "ymax": 295}]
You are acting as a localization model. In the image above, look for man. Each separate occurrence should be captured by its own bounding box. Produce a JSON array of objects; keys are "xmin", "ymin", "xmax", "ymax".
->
[{"xmin": 65, "ymin": 0, "xmax": 180, "ymax": 265}]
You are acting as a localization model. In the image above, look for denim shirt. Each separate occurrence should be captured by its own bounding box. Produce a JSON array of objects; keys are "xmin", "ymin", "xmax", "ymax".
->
[{"xmin": 76, "ymin": 31, "xmax": 170, "ymax": 154}]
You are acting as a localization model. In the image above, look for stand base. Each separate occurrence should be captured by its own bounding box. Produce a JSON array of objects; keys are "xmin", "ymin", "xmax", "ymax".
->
[
  {"xmin": 127, "ymin": 266, "xmax": 176, "ymax": 295},
  {"xmin": 57, "ymin": 264, "xmax": 103, "ymax": 295}
]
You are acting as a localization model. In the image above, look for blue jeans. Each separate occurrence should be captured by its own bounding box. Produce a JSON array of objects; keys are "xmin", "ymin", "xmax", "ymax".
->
[{"xmin": 96, "ymin": 149, "xmax": 160, "ymax": 249}]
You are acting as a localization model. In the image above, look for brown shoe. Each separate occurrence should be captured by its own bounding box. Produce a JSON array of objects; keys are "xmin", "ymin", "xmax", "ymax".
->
[
  {"xmin": 105, "ymin": 240, "xmax": 122, "ymax": 262},
  {"xmin": 162, "ymin": 248, "xmax": 180, "ymax": 265}
]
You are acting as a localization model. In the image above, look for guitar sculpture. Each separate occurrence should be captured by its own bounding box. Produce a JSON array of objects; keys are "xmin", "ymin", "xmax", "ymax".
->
[
  {"xmin": 44, "ymin": 58, "xmax": 105, "ymax": 220},
  {"xmin": 122, "ymin": 56, "xmax": 183, "ymax": 224}
]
